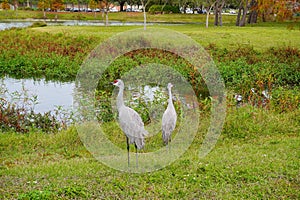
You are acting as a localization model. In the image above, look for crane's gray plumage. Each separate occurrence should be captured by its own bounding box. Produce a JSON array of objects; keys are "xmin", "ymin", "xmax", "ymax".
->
[
  {"xmin": 162, "ymin": 83, "xmax": 177, "ymax": 146},
  {"xmin": 112, "ymin": 79, "xmax": 148, "ymax": 167}
]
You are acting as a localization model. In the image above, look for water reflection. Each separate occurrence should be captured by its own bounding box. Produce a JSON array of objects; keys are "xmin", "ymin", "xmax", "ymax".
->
[
  {"xmin": 0, "ymin": 21, "xmax": 33, "ymax": 30},
  {"xmin": 0, "ymin": 20, "xmax": 186, "ymax": 31},
  {"xmin": 0, "ymin": 77, "xmax": 75, "ymax": 114},
  {"xmin": 0, "ymin": 77, "xmax": 167, "ymax": 115}
]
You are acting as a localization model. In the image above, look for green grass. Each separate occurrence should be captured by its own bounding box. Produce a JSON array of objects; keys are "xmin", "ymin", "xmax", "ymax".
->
[
  {"xmin": 1, "ymin": 23, "xmax": 298, "ymax": 84},
  {"xmin": 1, "ymin": 10, "xmax": 299, "ymax": 26},
  {"xmin": 31, "ymin": 23, "xmax": 300, "ymax": 51},
  {"xmin": 1, "ymin": 107, "xmax": 299, "ymax": 199},
  {"xmin": 174, "ymin": 25, "xmax": 300, "ymax": 50},
  {"xmin": 0, "ymin": 10, "xmax": 236, "ymax": 23}
]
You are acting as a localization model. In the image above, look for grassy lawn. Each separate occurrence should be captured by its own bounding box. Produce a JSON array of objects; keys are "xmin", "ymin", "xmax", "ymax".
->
[
  {"xmin": 1, "ymin": 107, "xmax": 299, "ymax": 199},
  {"xmin": 1, "ymin": 10, "xmax": 299, "ymax": 25},
  {"xmin": 0, "ymin": 10, "xmax": 236, "ymax": 23},
  {"xmin": 30, "ymin": 23, "xmax": 300, "ymax": 51}
]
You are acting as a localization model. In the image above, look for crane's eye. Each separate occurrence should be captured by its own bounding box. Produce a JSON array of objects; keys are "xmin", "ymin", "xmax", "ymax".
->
[{"xmin": 113, "ymin": 80, "xmax": 118, "ymax": 83}]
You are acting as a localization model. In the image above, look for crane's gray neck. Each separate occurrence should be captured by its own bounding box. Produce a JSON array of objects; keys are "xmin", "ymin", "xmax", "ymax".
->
[
  {"xmin": 168, "ymin": 87, "xmax": 173, "ymax": 102},
  {"xmin": 117, "ymin": 86, "xmax": 125, "ymax": 109}
]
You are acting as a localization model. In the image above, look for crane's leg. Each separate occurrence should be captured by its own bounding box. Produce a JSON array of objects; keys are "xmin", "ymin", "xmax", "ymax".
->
[
  {"xmin": 126, "ymin": 137, "xmax": 130, "ymax": 167},
  {"xmin": 135, "ymin": 144, "xmax": 138, "ymax": 169},
  {"xmin": 166, "ymin": 141, "xmax": 168, "ymax": 152},
  {"xmin": 169, "ymin": 137, "xmax": 171, "ymax": 152},
  {"xmin": 165, "ymin": 136, "xmax": 171, "ymax": 153}
]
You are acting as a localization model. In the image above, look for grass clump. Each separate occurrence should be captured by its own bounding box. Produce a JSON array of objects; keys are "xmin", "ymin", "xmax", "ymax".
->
[
  {"xmin": 29, "ymin": 21, "xmax": 47, "ymax": 28},
  {"xmin": 0, "ymin": 28, "xmax": 98, "ymax": 81},
  {"xmin": 0, "ymin": 85, "xmax": 73, "ymax": 133}
]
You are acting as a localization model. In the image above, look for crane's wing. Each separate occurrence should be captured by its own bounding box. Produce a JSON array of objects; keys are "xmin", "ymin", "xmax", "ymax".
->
[
  {"xmin": 162, "ymin": 106, "xmax": 177, "ymax": 132},
  {"xmin": 118, "ymin": 106, "xmax": 148, "ymax": 149},
  {"xmin": 128, "ymin": 107, "xmax": 144, "ymax": 126},
  {"xmin": 162, "ymin": 107, "xmax": 177, "ymax": 144}
]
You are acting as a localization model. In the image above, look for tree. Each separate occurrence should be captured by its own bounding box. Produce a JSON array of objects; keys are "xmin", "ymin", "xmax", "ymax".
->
[
  {"xmin": 141, "ymin": 0, "xmax": 151, "ymax": 30},
  {"xmin": 75, "ymin": 0, "xmax": 84, "ymax": 11},
  {"xmin": 51, "ymin": 0, "xmax": 64, "ymax": 11},
  {"xmin": 247, "ymin": 0, "xmax": 258, "ymax": 24},
  {"xmin": 271, "ymin": 0, "xmax": 295, "ymax": 21},
  {"xmin": 100, "ymin": 0, "xmax": 115, "ymax": 26},
  {"xmin": 117, "ymin": 0, "xmax": 126, "ymax": 11},
  {"xmin": 1, "ymin": 0, "xmax": 11, "ymax": 9},
  {"xmin": 82, "ymin": 0, "xmax": 89, "ymax": 9},
  {"xmin": 177, "ymin": 0, "xmax": 189, "ymax": 13},
  {"xmin": 203, "ymin": 0, "xmax": 216, "ymax": 28},
  {"xmin": 251, "ymin": 0, "xmax": 297, "ymax": 22},
  {"xmin": 8, "ymin": 0, "xmax": 19, "ymax": 10},
  {"xmin": 257, "ymin": 0, "xmax": 274, "ymax": 22},
  {"xmin": 89, "ymin": 0, "xmax": 98, "ymax": 18},
  {"xmin": 50, "ymin": 0, "xmax": 64, "ymax": 21},
  {"xmin": 38, "ymin": 0, "xmax": 50, "ymax": 19},
  {"xmin": 214, "ymin": 0, "xmax": 226, "ymax": 26},
  {"xmin": 68, "ymin": 0, "xmax": 76, "ymax": 10},
  {"xmin": 236, "ymin": 0, "xmax": 250, "ymax": 26}
]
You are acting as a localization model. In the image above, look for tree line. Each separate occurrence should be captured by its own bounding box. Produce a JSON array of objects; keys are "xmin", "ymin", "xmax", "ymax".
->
[{"xmin": 1, "ymin": 0, "xmax": 299, "ymax": 27}]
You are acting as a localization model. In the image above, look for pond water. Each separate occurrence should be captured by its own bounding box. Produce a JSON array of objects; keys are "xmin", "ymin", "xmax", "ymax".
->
[
  {"xmin": 0, "ymin": 20, "xmax": 186, "ymax": 31},
  {"xmin": 0, "ymin": 77, "xmax": 167, "ymax": 114},
  {"xmin": 0, "ymin": 21, "xmax": 33, "ymax": 30},
  {"xmin": 0, "ymin": 77, "xmax": 75, "ymax": 114}
]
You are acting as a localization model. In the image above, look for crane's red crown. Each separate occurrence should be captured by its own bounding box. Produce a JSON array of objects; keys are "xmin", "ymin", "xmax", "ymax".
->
[{"xmin": 113, "ymin": 80, "xmax": 118, "ymax": 83}]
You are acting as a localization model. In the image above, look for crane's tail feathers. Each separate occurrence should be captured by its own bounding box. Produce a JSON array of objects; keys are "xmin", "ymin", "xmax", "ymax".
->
[
  {"xmin": 135, "ymin": 137, "xmax": 145, "ymax": 150},
  {"xmin": 143, "ymin": 130, "xmax": 148, "ymax": 137},
  {"xmin": 162, "ymin": 131, "xmax": 170, "ymax": 145},
  {"xmin": 133, "ymin": 129, "xmax": 147, "ymax": 150}
]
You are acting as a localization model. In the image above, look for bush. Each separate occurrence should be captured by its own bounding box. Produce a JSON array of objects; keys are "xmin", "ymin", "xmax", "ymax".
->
[
  {"xmin": 0, "ymin": 98, "xmax": 62, "ymax": 133},
  {"xmin": 0, "ymin": 85, "xmax": 73, "ymax": 133},
  {"xmin": 271, "ymin": 87, "xmax": 300, "ymax": 112},
  {"xmin": 210, "ymin": 45, "xmax": 300, "ymax": 89},
  {"xmin": 29, "ymin": 21, "xmax": 47, "ymax": 28},
  {"xmin": 0, "ymin": 28, "xmax": 97, "ymax": 81},
  {"xmin": 149, "ymin": 5, "xmax": 180, "ymax": 14},
  {"xmin": 24, "ymin": 7, "xmax": 33, "ymax": 11},
  {"xmin": 163, "ymin": 5, "xmax": 180, "ymax": 14}
]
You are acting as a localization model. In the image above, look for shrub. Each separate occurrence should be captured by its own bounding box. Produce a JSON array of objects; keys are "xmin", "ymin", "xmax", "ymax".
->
[
  {"xmin": 0, "ymin": 98, "xmax": 62, "ymax": 133},
  {"xmin": 0, "ymin": 87, "xmax": 72, "ymax": 133},
  {"xmin": 163, "ymin": 5, "xmax": 180, "ymax": 14},
  {"xmin": 149, "ymin": 5, "xmax": 180, "ymax": 14},
  {"xmin": 24, "ymin": 7, "xmax": 33, "ymax": 11},
  {"xmin": 268, "ymin": 46, "xmax": 300, "ymax": 63},
  {"xmin": 0, "ymin": 28, "xmax": 97, "ymax": 82},
  {"xmin": 212, "ymin": 45, "xmax": 300, "ymax": 89},
  {"xmin": 29, "ymin": 21, "xmax": 47, "ymax": 28},
  {"xmin": 271, "ymin": 87, "xmax": 300, "ymax": 112}
]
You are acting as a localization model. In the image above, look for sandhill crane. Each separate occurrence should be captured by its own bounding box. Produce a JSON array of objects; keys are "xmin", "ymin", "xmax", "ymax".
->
[
  {"xmin": 112, "ymin": 79, "xmax": 148, "ymax": 168},
  {"xmin": 162, "ymin": 83, "xmax": 177, "ymax": 150}
]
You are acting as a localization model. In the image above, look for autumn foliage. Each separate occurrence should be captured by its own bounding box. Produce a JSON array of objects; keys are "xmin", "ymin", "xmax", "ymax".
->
[
  {"xmin": 1, "ymin": 0, "xmax": 10, "ymax": 10},
  {"xmin": 257, "ymin": 0, "xmax": 299, "ymax": 21},
  {"xmin": 51, "ymin": 0, "xmax": 64, "ymax": 11}
]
